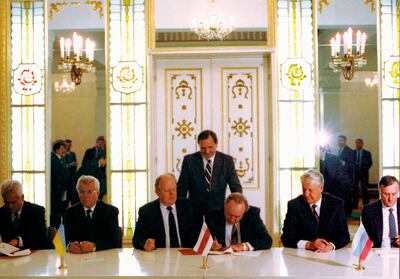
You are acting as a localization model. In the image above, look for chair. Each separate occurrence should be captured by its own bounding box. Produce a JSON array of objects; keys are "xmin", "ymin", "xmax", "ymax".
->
[{"xmin": 47, "ymin": 226, "xmax": 57, "ymax": 249}]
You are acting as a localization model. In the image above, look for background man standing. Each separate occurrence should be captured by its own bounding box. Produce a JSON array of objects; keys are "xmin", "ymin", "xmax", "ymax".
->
[
  {"xmin": 362, "ymin": 175, "xmax": 399, "ymax": 248},
  {"xmin": 353, "ymin": 138, "xmax": 373, "ymax": 207},
  {"xmin": 178, "ymin": 130, "xmax": 242, "ymax": 212}
]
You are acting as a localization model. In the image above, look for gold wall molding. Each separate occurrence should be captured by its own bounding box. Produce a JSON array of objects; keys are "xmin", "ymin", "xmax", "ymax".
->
[
  {"xmin": 0, "ymin": 0, "xmax": 11, "ymax": 183},
  {"xmin": 156, "ymin": 31, "xmax": 267, "ymax": 43},
  {"xmin": 49, "ymin": 0, "xmax": 103, "ymax": 20}
]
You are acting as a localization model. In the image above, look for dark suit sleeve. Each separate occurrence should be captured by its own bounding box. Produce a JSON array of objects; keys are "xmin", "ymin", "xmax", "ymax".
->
[
  {"xmin": 22, "ymin": 205, "xmax": 50, "ymax": 249},
  {"xmin": 132, "ymin": 207, "xmax": 149, "ymax": 250},
  {"xmin": 177, "ymin": 156, "xmax": 190, "ymax": 199},
  {"xmin": 330, "ymin": 199, "xmax": 350, "ymax": 249},
  {"xmin": 226, "ymin": 155, "xmax": 242, "ymax": 194},
  {"xmin": 365, "ymin": 151, "xmax": 372, "ymax": 170},
  {"xmin": 95, "ymin": 206, "xmax": 119, "ymax": 251},
  {"xmin": 246, "ymin": 207, "xmax": 272, "ymax": 250},
  {"xmin": 281, "ymin": 201, "xmax": 301, "ymax": 248},
  {"xmin": 361, "ymin": 205, "xmax": 379, "ymax": 247}
]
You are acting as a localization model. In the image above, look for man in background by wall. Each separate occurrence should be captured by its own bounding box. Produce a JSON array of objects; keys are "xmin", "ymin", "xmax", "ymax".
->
[
  {"xmin": 64, "ymin": 139, "xmax": 77, "ymax": 205},
  {"xmin": 337, "ymin": 135, "xmax": 354, "ymax": 187},
  {"xmin": 353, "ymin": 138, "xmax": 373, "ymax": 207}
]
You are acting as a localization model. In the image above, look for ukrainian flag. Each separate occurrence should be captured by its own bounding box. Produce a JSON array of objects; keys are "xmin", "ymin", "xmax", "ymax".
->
[{"xmin": 53, "ymin": 224, "xmax": 66, "ymax": 256}]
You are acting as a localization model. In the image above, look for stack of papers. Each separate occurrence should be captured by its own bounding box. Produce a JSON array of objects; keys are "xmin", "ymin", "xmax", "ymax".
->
[{"xmin": 0, "ymin": 242, "xmax": 31, "ymax": 257}]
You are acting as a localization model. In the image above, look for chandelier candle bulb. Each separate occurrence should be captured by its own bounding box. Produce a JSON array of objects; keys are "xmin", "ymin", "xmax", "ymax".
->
[
  {"xmin": 60, "ymin": 37, "xmax": 65, "ymax": 59},
  {"xmin": 361, "ymin": 32, "xmax": 366, "ymax": 55},
  {"xmin": 65, "ymin": 39, "xmax": 71, "ymax": 59},
  {"xmin": 356, "ymin": 30, "xmax": 361, "ymax": 54}
]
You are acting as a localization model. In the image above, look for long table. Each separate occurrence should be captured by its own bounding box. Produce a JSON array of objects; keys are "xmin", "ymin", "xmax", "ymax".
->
[{"xmin": 0, "ymin": 248, "xmax": 398, "ymax": 278}]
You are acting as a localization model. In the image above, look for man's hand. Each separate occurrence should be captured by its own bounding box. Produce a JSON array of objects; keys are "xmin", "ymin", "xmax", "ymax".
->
[
  {"xmin": 211, "ymin": 240, "xmax": 222, "ymax": 251},
  {"xmin": 306, "ymin": 238, "xmax": 333, "ymax": 253},
  {"xmin": 230, "ymin": 243, "xmax": 247, "ymax": 252},
  {"xmin": 144, "ymin": 238, "xmax": 156, "ymax": 252},
  {"xmin": 393, "ymin": 235, "xmax": 400, "ymax": 247},
  {"xmin": 80, "ymin": 241, "xmax": 95, "ymax": 253},
  {"xmin": 68, "ymin": 241, "xmax": 82, "ymax": 254},
  {"xmin": 7, "ymin": 239, "xmax": 19, "ymax": 247}
]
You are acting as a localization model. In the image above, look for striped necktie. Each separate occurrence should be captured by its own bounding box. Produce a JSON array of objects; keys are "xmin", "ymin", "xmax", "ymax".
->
[{"xmin": 204, "ymin": 159, "xmax": 212, "ymax": 191}]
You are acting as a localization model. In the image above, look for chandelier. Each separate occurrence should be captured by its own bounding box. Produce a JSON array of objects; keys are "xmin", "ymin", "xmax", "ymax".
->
[
  {"xmin": 329, "ymin": 28, "xmax": 367, "ymax": 81},
  {"xmin": 58, "ymin": 32, "xmax": 96, "ymax": 85},
  {"xmin": 54, "ymin": 77, "xmax": 75, "ymax": 94},
  {"xmin": 191, "ymin": 0, "xmax": 234, "ymax": 40}
]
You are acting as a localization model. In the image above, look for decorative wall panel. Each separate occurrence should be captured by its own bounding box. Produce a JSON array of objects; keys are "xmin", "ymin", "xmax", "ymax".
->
[
  {"xmin": 222, "ymin": 68, "xmax": 259, "ymax": 189},
  {"xmin": 380, "ymin": 0, "xmax": 400, "ymax": 178},
  {"xmin": 10, "ymin": 1, "xmax": 46, "ymax": 207},
  {"xmin": 165, "ymin": 69, "xmax": 202, "ymax": 178}
]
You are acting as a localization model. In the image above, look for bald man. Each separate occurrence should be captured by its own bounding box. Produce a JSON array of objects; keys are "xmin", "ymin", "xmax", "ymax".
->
[{"xmin": 133, "ymin": 173, "xmax": 202, "ymax": 251}]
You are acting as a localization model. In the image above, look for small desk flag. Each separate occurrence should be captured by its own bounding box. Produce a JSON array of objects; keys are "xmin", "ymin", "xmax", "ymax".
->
[
  {"xmin": 53, "ymin": 224, "xmax": 67, "ymax": 257},
  {"xmin": 352, "ymin": 223, "xmax": 373, "ymax": 260},
  {"xmin": 193, "ymin": 222, "xmax": 213, "ymax": 256}
]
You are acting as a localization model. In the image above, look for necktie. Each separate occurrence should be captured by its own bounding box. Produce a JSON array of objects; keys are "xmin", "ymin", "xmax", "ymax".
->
[
  {"xmin": 389, "ymin": 208, "xmax": 397, "ymax": 247},
  {"xmin": 86, "ymin": 209, "xmax": 92, "ymax": 223},
  {"xmin": 204, "ymin": 159, "xmax": 212, "ymax": 191},
  {"xmin": 167, "ymin": 206, "xmax": 179, "ymax": 248},
  {"xmin": 311, "ymin": 204, "xmax": 319, "ymax": 223},
  {"xmin": 231, "ymin": 224, "xmax": 238, "ymax": 245},
  {"xmin": 12, "ymin": 213, "xmax": 19, "ymax": 231}
]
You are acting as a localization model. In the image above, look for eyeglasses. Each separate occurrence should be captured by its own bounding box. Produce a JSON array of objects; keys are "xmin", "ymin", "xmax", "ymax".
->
[{"xmin": 78, "ymin": 189, "xmax": 98, "ymax": 195}]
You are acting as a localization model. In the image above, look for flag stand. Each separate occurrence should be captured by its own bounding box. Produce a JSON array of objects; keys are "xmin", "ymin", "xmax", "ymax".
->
[
  {"xmin": 58, "ymin": 256, "xmax": 67, "ymax": 270},
  {"xmin": 355, "ymin": 259, "xmax": 365, "ymax": 270},
  {"xmin": 200, "ymin": 255, "xmax": 209, "ymax": 270}
]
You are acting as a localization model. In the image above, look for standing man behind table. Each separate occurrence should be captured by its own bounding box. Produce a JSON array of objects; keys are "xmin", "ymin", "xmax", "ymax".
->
[
  {"xmin": 177, "ymin": 130, "xmax": 242, "ymax": 212},
  {"xmin": 362, "ymin": 175, "xmax": 400, "ymax": 248}
]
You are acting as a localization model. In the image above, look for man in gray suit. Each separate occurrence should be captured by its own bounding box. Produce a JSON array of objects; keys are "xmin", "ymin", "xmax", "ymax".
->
[{"xmin": 177, "ymin": 130, "xmax": 242, "ymax": 213}]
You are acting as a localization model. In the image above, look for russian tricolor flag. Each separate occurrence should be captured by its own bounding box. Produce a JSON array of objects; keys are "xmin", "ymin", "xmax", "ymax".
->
[
  {"xmin": 193, "ymin": 222, "xmax": 213, "ymax": 256},
  {"xmin": 352, "ymin": 223, "xmax": 373, "ymax": 260}
]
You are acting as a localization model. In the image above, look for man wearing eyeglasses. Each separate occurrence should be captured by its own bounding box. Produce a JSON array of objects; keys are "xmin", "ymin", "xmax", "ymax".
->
[{"xmin": 64, "ymin": 175, "xmax": 120, "ymax": 253}]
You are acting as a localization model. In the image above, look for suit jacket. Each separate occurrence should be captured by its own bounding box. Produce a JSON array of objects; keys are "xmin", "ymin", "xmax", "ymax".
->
[
  {"xmin": 206, "ymin": 206, "xmax": 272, "ymax": 250},
  {"xmin": 177, "ymin": 151, "xmax": 242, "ymax": 212},
  {"xmin": 362, "ymin": 198, "xmax": 400, "ymax": 248},
  {"xmin": 65, "ymin": 200, "xmax": 119, "ymax": 251},
  {"xmin": 74, "ymin": 159, "xmax": 107, "ymax": 197},
  {"xmin": 133, "ymin": 198, "xmax": 202, "ymax": 250},
  {"xmin": 82, "ymin": 147, "xmax": 106, "ymax": 166},
  {"xmin": 353, "ymin": 149, "xmax": 372, "ymax": 181},
  {"xmin": 281, "ymin": 193, "xmax": 350, "ymax": 249},
  {"xmin": 0, "ymin": 201, "xmax": 50, "ymax": 249},
  {"xmin": 51, "ymin": 152, "xmax": 68, "ymax": 215},
  {"xmin": 338, "ymin": 145, "xmax": 354, "ymax": 181}
]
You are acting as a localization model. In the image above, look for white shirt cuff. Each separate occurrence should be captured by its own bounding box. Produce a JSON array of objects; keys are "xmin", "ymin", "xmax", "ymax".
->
[
  {"xmin": 18, "ymin": 236, "xmax": 23, "ymax": 247},
  {"xmin": 329, "ymin": 242, "xmax": 336, "ymax": 250},
  {"xmin": 297, "ymin": 240, "xmax": 308, "ymax": 249},
  {"xmin": 245, "ymin": 242, "xmax": 255, "ymax": 251}
]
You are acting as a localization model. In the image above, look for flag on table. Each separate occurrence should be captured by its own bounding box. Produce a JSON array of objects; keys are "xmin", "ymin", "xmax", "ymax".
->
[
  {"xmin": 352, "ymin": 223, "xmax": 373, "ymax": 260},
  {"xmin": 52, "ymin": 223, "xmax": 66, "ymax": 256},
  {"xmin": 193, "ymin": 222, "xmax": 213, "ymax": 256}
]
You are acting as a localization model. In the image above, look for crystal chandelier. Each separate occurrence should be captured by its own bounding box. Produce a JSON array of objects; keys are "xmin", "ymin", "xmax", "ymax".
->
[
  {"xmin": 329, "ymin": 28, "xmax": 367, "ymax": 81},
  {"xmin": 58, "ymin": 32, "xmax": 96, "ymax": 85},
  {"xmin": 191, "ymin": 0, "xmax": 235, "ymax": 40},
  {"xmin": 54, "ymin": 77, "xmax": 75, "ymax": 94}
]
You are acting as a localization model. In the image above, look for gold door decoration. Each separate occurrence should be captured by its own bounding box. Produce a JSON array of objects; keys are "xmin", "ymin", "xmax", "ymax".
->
[
  {"xmin": 166, "ymin": 69, "xmax": 202, "ymax": 177},
  {"xmin": 222, "ymin": 68, "xmax": 259, "ymax": 188},
  {"xmin": 10, "ymin": 1, "xmax": 46, "ymax": 207},
  {"xmin": 380, "ymin": 0, "xmax": 400, "ymax": 178}
]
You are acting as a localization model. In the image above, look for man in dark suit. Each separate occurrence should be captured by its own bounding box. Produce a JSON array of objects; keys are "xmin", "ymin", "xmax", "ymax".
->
[
  {"xmin": 362, "ymin": 175, "xmax": 400, "ymax": 248},
  {"xmin": 133, "ymin": 173, "xmax": 202, "ymax": 251},
  {"xmin": 337, "ymin": 135, "xmax": 354, "ymax": 186},
  {"xmin": 65, "ymin": 175, "xmax": 119, "ymax": 253},
  {"xmin": 207, "ymin": 193, "xmax": 272, "ymax": 251},
  {"xmin": 177, "ymin": 130, "xmax": 242, "ymax": 212},
  {"xmin": 281, "ymin": 170, "xmax": 350, "ymax": 252},
  {"xmin": 82, "ymin": 136, "xmax": 106, "ymax": 166},
  {"xmin": 0, "ymin": 180, "xmax": 50, "ymax": 249},
  {"xmin": 320, "ymin": 146, "xmax": 352, "ymax": 216},
  {"xmin": 64, "ymin": 139, "xmax": 77, "ymax": 205},
  {"xmin": 51, "ymin": 140, "xmax": 68, "ymax": 228},
  {"xmin": 353, "ymin": 138, "xmax": 373, "ymax": 207}
]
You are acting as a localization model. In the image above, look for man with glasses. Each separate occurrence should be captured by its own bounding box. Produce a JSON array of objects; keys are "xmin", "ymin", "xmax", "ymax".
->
[
  {"xmin": 65, "ymin": 175, "xmax": 119, "ymax": 253},
  {"xmin": 207, "ymin": 192, "xmax": 272, "ymax": 251}
]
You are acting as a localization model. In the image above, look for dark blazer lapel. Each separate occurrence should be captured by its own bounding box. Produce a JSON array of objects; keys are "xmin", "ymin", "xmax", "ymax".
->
[
  {"xmin": 210, "ymin": 152, "xmax": 222, "ymax": 190},
  {"xmin": 375, "ymin": 201, "xmax": 383, "ymax": 245},
  {"xmin": 154, "ymin": 200, "xmax": 166, "ymax": 246},
  {"xmin": 176, "ymin": 200, "xmax": 185, "ymax": 236},
  {"xmin": 193, "ymin": 152, "xmax": 209, "ymax": 191},
  {"xmin": 397, "ymin": 199, "xmax": 400, "ymax": 232}
]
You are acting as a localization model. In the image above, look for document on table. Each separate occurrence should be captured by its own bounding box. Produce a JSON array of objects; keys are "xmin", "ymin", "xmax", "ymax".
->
[
  {"xmin": 374, "ymin": 248, "xmax": 400, "ymax": 258},
  {"xmin": 209, "ymin": 247, "xmax": 262, "ymax": 257},
  {"xmin": 0, "ymin": 242, "xmax": 31, "ymax": 257}
]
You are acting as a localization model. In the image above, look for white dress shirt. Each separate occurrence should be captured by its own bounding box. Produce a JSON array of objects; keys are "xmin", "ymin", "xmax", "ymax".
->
[
  {"xmin": 224, "ymin": 222, "xmax": 254, "ymax": 251},
  {"xmin": 12, "ymin": 204, "xmax": 24, "ymax": 247},
  {"xmin": 381, "ymin": 203, "xmax": 398, "ymax": 248},
  {"xmin": 160, "ymin": 203, "xmax": 181, "ymax": 248},
  {"xmin": 202, "ymin": 154, "xmax": 215, "ymax": 171},
  {"xmin": 83, "ymin": 203, "xmax": 97, "ymax": 218}
]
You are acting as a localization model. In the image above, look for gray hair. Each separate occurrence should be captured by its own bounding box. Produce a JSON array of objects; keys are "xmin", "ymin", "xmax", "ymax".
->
[
  {"xmin": 300, "ymin": 169, "xmax": 324, "ymax": 185},
  {"xmin": 225, "ymin": 192, "xmax": 249, "ymax": 211},
  {"xmin": 76, "ymin": 175, "xmax": 100, "ymax": 192},
  {"xmin": 154, "ymin": 173, "xmax": 176, "ymax": 191},
  {"xmin": 1, "ymin": 180, "xmax": 23, "ymax": 199}
]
